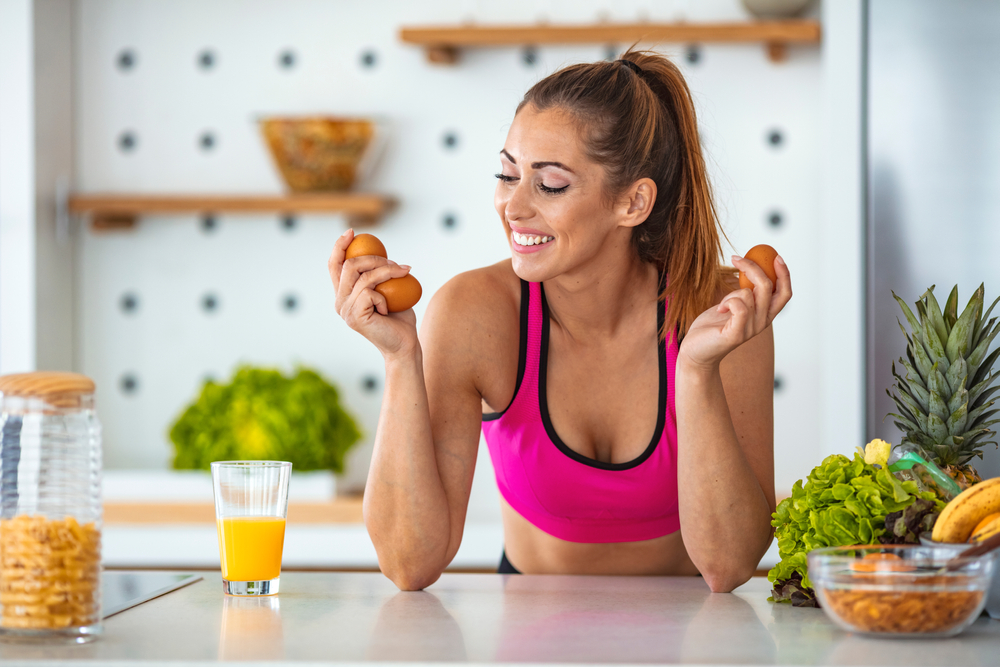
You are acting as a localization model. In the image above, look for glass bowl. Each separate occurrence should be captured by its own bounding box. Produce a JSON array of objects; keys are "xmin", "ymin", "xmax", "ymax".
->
[{"xmin": 807, "ymin": 544, "xmax": 993, "ymax": 638}]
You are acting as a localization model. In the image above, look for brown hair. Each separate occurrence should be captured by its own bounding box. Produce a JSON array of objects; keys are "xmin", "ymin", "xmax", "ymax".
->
[{"xmin": 517, "ymin": 50, "xmax": 730, "ymax": 340}]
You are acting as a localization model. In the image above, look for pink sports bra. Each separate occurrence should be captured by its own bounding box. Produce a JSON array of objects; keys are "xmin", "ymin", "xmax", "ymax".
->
[{"xmin": 482, "ymin": 280, "xmax": 681, "ymax": 544}]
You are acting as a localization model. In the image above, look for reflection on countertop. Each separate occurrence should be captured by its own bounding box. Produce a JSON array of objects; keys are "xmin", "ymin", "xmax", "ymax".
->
[{"xmin": 0, "ymin": 572, "xmax": 997, "ymax": 664}]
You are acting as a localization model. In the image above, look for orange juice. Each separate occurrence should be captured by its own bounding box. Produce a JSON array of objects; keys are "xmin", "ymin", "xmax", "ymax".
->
[{"xmin": 217, "ymin": 516, "xmax": 286, "ymax": 581}]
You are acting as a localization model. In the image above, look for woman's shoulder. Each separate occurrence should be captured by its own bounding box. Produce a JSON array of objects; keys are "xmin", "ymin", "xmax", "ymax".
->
[{"xmin": 421, "ymin": 260, "xmax": 522, "ymax": 344}]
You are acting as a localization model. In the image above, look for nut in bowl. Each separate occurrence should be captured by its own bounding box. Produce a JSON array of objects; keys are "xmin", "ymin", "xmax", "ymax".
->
[
  {"xmin": 259, "ymin": 117, "xmax": 383, "ymax": 192},
  {"xmin": 808, "ymin": 544, "xmax": 993, "ymax": 638}
]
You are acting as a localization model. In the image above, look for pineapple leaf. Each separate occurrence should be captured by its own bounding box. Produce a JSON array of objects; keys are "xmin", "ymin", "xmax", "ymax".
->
[
  {"xmin": 922, "ymin": 287, "xmax": 950, "ymax": 349},
  {"xmin": 911, "ymin": 332, "xmax": 935, "ymax": 381},
  {"xmin": 971, "ymin": 347, "xmax": 1000, "ymax": 388},
  {"xmin": 945, "ymin": 284, "xmax": 983, "ymax": 364},
  {"xmin": 973, "ymin": 294, "xmax": 1000, "ymax": 349},
  {"xmin": 921, "ymin": 314, "xmax": 949, "ymax": 369},
  {"xmin": 929, "ymin": 390, "xmax": 949, "ymax": 422},
  {"xmin": 929, "ymin": 366, "xmax": 952, "ymax": 401},
  {"xmin": 944, "ymin": 285, "xmax": 959, "ymax": 331},
  {"xmin": 971, "ymin": 382, "xmax": 1000, "ymax": 411},
  {"xmin": 893, "ymin": 291, "xmax": 922, "ymax": 336},
  {"xmin": 892, "ymin": 418, "xmax": 919, "ymax": 433},
  {"xmin": 927, "ymin": 413, "xmax": 949, "ymax": 441},
  {"xmin": 969, "ymin": 407, "xmax": 999, "ymax": 428},
  {"xmin": 945, "ymin": 357, "xmax": 968, "ymax": 396},
  {"xmin": 889, "ymin": 388, "xmax": 925, "ymax": 428},
  {"xmin": 948, "ymin": 387, "xmax": 968, "ymax": 415},
  {"xmin": 947, "ymin": 403, "xmax": 969, "ymax": 436},
  {"xmin": 904, "ymin": 430, "xmax": 936, "ymax": 446},
  {"xmin": 899, "ymin": 359, "xmax": 928, "ymax": 391},
  {"xmin": 893, "ymin": 362, "xmax": 929, "ymax": 411},
  {"xmin": 968, "ymin": 318, "xmax": 1000, "ymax": 371}
]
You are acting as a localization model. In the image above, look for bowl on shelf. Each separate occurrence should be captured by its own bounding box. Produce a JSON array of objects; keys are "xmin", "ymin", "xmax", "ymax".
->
[
  {"xmin": 919, "ymin": 534, "xmax": 1000, "ymax": 620},
  {"xmin": 807, "ymin": 544, "xmax": 993, "ymax": 638},
  {"xmin": 259, "ymin": 116, "xmax": 383, "ymax": 193}
]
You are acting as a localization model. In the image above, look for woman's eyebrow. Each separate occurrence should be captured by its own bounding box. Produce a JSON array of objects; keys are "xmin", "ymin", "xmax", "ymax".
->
[{"xmin": 499, "ymin": 150, "xmax": 575, "ymax": 174}]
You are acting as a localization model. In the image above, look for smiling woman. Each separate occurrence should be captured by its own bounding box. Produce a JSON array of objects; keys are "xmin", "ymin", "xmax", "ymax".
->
[{"xmin": 328, "ymin": 49, "xmax": 792, "ymax": 592}]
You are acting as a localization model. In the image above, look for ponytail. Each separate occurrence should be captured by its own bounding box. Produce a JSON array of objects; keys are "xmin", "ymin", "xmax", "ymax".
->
[{"xmin": 518, "ymin": 49, "xmax": 730, "ymax": 340}]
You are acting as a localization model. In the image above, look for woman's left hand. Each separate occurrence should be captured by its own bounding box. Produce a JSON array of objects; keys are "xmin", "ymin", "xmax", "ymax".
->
[{"xmin": 679, "ymin": 254, "xmax": 792, "ymax": 370}]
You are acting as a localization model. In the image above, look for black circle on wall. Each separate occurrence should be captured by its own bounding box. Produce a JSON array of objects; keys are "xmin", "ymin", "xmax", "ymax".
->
[
  {"xmin": 278, "ymin": 49, "xmax": 296, "ymax": 69},
  {"xmin": 119, "ymin": 292, "xmax": 139, "ymax": 314},
  {"xmin": 774, "ymin": 376, "xmax": 784, "ymax": 392},
  {"xmin": 360, "ymin": 50, "xmax": 377, "ymax": 68},
  {"xmin": 199, "ymin": 132, "xmax": 216, "ymax": 151},
  {"xmin": 522, "ymin": 47, "xmax": 538, "ymax": 66},
  {"xmin": 767, "ymin": 129, "xmax": 784, "ymax": 147},
  {"xmin": 118, "ymin": 131, "xmax": 137, "ymax": 152},
  {"xmin": 281, "ymin": 215, "xmax": 297, "ymax": 231},
  {"xmin": 198, "ymin": 49, "xmax": 216, "ymax": 69},
  {"xmin": 361, "ymin": 375, "xmax": 379, "ymax": 393},
  {"xmin": 120, "ymin": 373, "xmax": 139, "ymax": 395},
  {"xmin": 604, "ymin": 45, "xmax": 618, "ymax": 61},
  {"xmin": 202, "ymin": 214, "xmax": 217, "ymax": 232},
  {"xmin": 202, "ymin": 293, "xmax": 219, "ymax": 313},
  {"xmin": 442, "ymin": 213, "xmax": 457, "ymax": 230},
  {"xmin": 442, "ymin": 132, "xmax": 459, "ymax": 150},
  {"xmin": 768, "ymin": 211, "xmax": 784, "ymax": 228},
  {"xmin": 283, "ymin": 294, "xmax": 299, "ymax": 312},
  {"xmin": 117, "ymin": 49, "xmax": 136, "ymax": 71},
  {"xmin": 685, "ymin": 44, "xmax": 701, "ymax": 64}
]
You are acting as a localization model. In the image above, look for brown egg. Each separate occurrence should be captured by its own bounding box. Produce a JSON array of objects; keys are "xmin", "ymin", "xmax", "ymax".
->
[
  {"xmin": 375, "ymin": 275, "xmax": 422, "ymax": 313},
  {"xmin": 345, "ymin": 233, "xmax": 387, "ymax": 260},
  {"xmin": 738, "ymin": 244, "xmax": 779, "ymax": 293}
]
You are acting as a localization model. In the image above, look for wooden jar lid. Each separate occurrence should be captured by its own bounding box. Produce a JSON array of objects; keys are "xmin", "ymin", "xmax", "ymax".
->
[{"xmin": 0, "ymin": 372, "xmax": 95, "ymax": 398}]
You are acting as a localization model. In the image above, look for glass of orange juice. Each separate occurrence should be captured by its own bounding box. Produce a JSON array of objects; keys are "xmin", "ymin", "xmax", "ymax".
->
[{"xmin": 211, "ymin": 461, "xmax": 291, "ymax": 596}]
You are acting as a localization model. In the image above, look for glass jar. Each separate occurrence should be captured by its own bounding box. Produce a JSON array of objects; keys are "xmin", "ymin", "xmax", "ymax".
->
[{"xmin": 0, "ymin": 372, "xmax": 102, "ymax": 643}]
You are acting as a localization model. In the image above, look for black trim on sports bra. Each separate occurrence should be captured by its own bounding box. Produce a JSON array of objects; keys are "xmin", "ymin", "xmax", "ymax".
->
[
  {"xmin": 538, "ymin": 282, "xmax": 668, "ymax": 471},
  {"xmin": 483, "ymin": 279, "xmax": 531, "ymax": 422}
]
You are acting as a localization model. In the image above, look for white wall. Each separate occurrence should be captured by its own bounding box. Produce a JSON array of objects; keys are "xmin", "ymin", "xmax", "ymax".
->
[
  {"xmin": 0, "ymin": 0, "xmax": 37, "ymax": 375},
  {"xmin": 0, "ymin": 0, "xmax": 77, "ymax": 376},
  {"xmin": 69, "ymin": 0, "xmax": 859, "ymax": 502}
]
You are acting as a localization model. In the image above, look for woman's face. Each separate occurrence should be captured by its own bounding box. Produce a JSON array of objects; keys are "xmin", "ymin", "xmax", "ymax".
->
[{"xmin": 495, "ymin": 104, "xmax": 625, "ymax": 283}]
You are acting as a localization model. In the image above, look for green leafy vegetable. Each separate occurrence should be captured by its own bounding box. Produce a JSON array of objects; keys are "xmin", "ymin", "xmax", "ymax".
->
[
  {"xmin": 768, "ymin": 453, "xmax": 942, "ymax": 606},
  {"xmin": 880, "ymin": 498, "xmax": 940, "ymax": 544},
  {"xmin": 170, "ymin": 366, "xmax": 362, "ymax": 472}
]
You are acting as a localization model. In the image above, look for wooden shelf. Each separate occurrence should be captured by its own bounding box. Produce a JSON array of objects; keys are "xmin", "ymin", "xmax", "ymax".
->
[
  {"xmin": 69, "ymin": 193, "xmax": 397, "ymax": 230},
  {"xmin": 103, "ymin": 497, "xmax": 364, "ymax": 525},
  {"xmin": 399, "ymin": 20, "xmax": 821, "ymax": 64}
]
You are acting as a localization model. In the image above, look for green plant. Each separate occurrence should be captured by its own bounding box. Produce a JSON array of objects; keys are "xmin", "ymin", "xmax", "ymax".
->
[{"xmin": 170, "ymin": 366, "xmax": 362, "ymax": 473}]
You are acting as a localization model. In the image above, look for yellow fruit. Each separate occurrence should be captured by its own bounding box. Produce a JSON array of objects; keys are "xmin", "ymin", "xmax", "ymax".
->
[
  {"xmin": 970, "ymin": 515, "xmax": 1000, "ymax": 544},
  {"xmin": 931, "ymin": 477, "xmax": 1000, "ymax": 543}
]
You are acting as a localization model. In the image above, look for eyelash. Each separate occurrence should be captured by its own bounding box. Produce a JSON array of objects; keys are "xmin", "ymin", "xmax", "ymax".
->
[{"xmin": 494, "ymin": 173, "xmax": 569, "ymax": 194}]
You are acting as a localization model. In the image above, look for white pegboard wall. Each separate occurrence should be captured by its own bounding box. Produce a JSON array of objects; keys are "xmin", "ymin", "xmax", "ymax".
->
[{"xmin": 75, "ymin": 0, "xmax": 823, "ymax": 497}]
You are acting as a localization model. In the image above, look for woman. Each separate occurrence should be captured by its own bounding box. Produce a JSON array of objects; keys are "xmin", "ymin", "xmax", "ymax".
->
[{"xmin": 329, "ymin": 51, "xmax": 792, "ymax": 592}]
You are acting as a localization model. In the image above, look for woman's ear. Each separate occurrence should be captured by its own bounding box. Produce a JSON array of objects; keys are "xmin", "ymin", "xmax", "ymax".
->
[{"xmin": 620, "ymin": 178, "xmax": 657, "ymax": 228}]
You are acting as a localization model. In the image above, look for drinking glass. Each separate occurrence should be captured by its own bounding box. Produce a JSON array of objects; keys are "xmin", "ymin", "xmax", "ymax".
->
[{"xmin": 211, "ymin": 461, "xmax": 291, "ymax": 596}]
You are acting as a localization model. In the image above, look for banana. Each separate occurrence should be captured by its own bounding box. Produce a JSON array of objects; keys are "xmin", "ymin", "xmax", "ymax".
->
[
  {"xmin": 931, "ymin": 476, "xmax": 1000, "ymax": 543},
  {"xmin": 970, "ymin": 515, "xmax": 1000, "ymax": 544}
]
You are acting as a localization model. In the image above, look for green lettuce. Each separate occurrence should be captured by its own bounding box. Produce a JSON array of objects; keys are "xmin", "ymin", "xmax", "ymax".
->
[
  {"xmin": 170, "ymin": 366, "xmax": 362, "ymax": 472},
  {"xmin": 768, "ymin": 453, "xmax": 942, "ymax": 605}
]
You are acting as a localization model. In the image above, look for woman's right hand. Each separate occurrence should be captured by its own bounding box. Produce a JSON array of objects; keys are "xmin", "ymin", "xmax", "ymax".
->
[{"xmin": 328, "ymin": 229, "xmax": 419, "ymax": 358}]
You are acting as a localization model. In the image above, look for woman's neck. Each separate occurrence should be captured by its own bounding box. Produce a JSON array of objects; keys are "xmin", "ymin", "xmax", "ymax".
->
[{"xmin": 542, "ymin": 234, "xmax": 658, "ymax": 343}]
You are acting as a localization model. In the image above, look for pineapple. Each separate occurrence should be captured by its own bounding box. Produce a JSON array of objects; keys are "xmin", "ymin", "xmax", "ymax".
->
[{"xmin": 887, "ymin": 284, "xmax": 1000, "ymax": 489}]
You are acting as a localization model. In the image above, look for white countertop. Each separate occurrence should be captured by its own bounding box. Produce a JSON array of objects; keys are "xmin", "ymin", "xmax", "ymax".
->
[{"xmin": 1, "ymin": 573, "xmax": 996, "ymax": 665}]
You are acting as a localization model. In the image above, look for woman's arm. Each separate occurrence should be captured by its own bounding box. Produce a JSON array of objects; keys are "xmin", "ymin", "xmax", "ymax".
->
[
  {"xmin": 675, "ymin": 255, "xmax": 791, "ymax": 592},
  {"xmin": 328, "ymin": 231, "xmax": 490, "ymax": 590}
]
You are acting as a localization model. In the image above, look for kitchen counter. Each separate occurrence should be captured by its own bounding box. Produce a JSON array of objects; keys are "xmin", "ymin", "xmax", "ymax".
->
[{"xmin": 1, "ymin": 573, "xmax": 996, "ymax": 665}]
